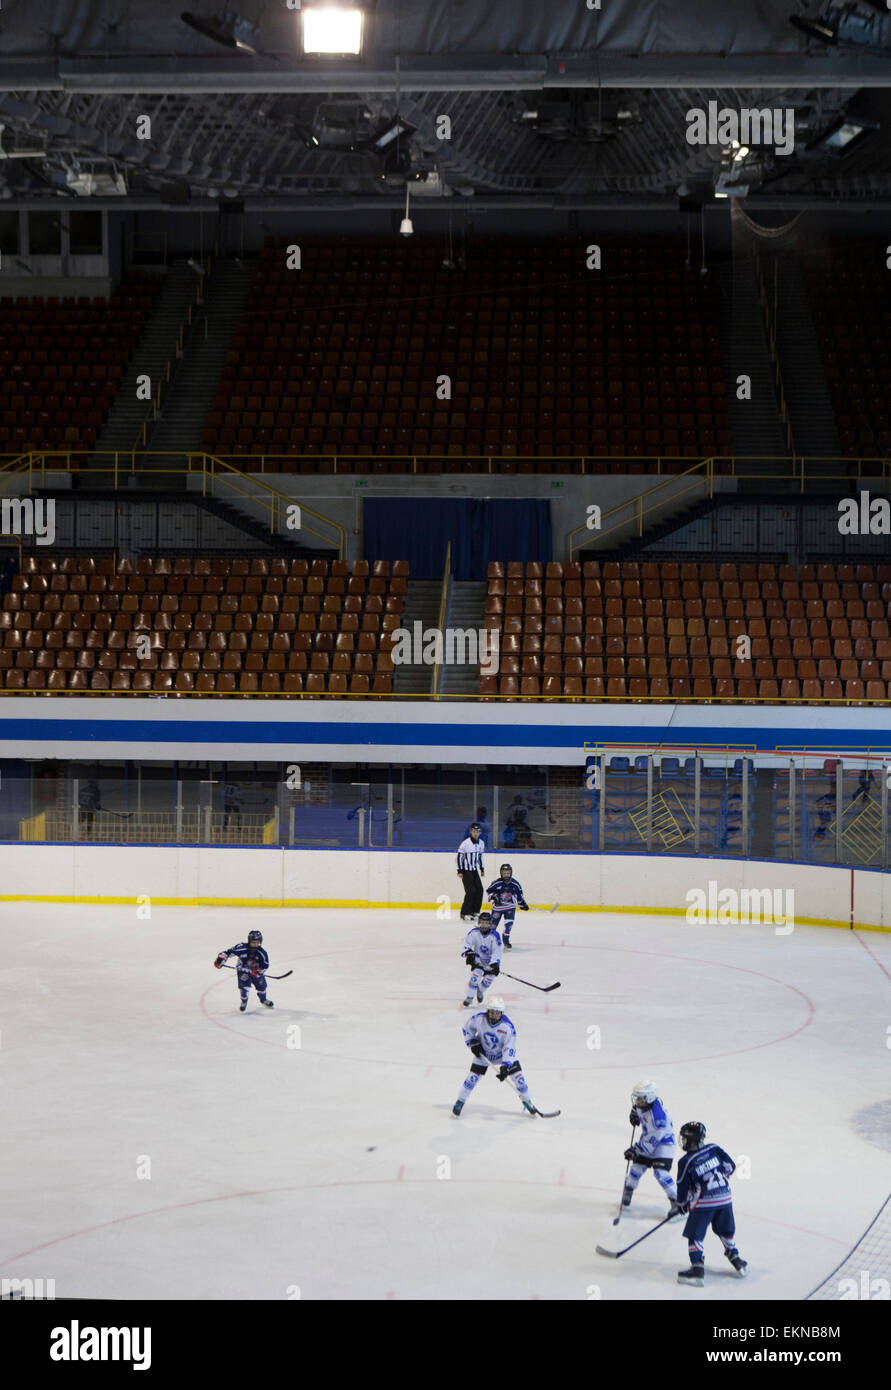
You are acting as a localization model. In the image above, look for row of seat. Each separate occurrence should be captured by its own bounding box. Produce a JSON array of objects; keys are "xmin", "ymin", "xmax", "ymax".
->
[
  {"xmin": 808, "ymin": 249, "xmax": 891, "ymax": 456},
  {"xmin": 479, "ymin": 558, "xmax": 891, "ymax": 703},
  {"xmin": 0, "ymin": 276, "xmax": 158, "ymax": 451},
  {"xmin": 487, "ymin": 560, "xmax": 891, "ymax": 580},
  {"xmin": 8, "ymin": 575, "xmax": 405, "ymax": 599},
  {"xmin": 0, "ymin": 554, "xmax": 407, "ymax": 698},
  {"xmin": 19, "ymin": 555, "xmax": 402, "ymax": 578},
  {"xmin": 478, "ymin": 674, "xmax": 887, "ymax": 703},
  {"xmin": 213, "ymin": 238, "xmax": 724, "ymax": 467},
  {"xmin": 2, "ymin": 668, "xmax": 394, "ymax": 695}
]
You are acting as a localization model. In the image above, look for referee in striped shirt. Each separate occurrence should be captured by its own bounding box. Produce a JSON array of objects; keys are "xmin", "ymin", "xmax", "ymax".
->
[{"xmin": 456, "ymin": 822, "xmax": 485, "ymax": 921}]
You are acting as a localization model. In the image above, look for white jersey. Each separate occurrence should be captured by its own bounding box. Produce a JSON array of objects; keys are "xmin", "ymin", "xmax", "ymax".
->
[
  {"xmin": 462, "ymin": 1011, "xmax": 518, "ymax": 1066},
  {"xmin": 462, "ymin": 926, "xmax": 503, "ymax": 971},
  {"xmin": 631, "ymin": 1099, "xmax": 676, "ymax": 1157}
]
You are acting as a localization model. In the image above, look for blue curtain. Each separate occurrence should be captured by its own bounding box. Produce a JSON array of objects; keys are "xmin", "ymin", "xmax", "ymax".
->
[{"xmin": 363, "ymin": 498, "xmax": 551, "ymax": 580}]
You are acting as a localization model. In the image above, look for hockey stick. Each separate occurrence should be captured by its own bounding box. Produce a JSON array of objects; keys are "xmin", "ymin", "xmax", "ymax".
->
[
  {"xmin": 596, "ymin": 1212, "xmax": 676, "ymax": 1260},
  {"xmin": 219, "ymin": 964, "xmax": 293, "ymax": 980},
  {"xmin": 497, "ymin": 970, "xmax": 560, "ymax": 993},
  {"xmin": 528, "ymin": 1104, "xmax": 561, "ymax": 1118},
  {"xmin": 613, "ymin": 1128, "xmax": 636, "ymax": 1225}
]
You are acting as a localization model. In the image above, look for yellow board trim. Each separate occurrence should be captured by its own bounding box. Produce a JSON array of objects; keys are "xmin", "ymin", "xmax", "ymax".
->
[{"xmin": 1, "ymin": 895, "xmax": 889, "ymax": 932}]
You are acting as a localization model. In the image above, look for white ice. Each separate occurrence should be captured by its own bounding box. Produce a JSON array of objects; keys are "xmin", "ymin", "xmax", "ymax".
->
[{"xmin": 1, "ymin": 902, "xmax": 889, "ymax": 1301}]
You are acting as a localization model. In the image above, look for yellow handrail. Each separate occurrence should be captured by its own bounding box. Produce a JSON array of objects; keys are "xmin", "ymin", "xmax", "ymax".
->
[
  {"xmin": 199, "ymin": 454, "xmax": 346, "ymax": 559},
  {"xmin": 0, "ymin": 450, "xmax": 346, "ymax": 561},
  {"xmin": 566, "ymin": 456, "xmax": 714, "ymax": 558},
  {"xmin": 0, "ymin": 688, "xmax": 886, "ymax": 705},
  {"xmin": 432, "ymin": 541, "xmax": 451, "ymax": 701}
]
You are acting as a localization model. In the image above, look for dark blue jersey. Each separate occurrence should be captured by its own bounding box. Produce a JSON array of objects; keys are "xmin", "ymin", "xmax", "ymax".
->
[
  {"xmin": 221, "ymin": 942, "xmax": 269, "ymax": 973},
  {"xmin": 677, "ymin": 1143, "xmax": 735, "ymax": 1210},
  {"xmin": 486, "ymin": 877, "xmax": 526, "ymax": 908}
]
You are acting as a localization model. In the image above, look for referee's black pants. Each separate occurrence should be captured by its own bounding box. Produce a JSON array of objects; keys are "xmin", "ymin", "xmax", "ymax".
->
[{"xmin": 460, "ymin": 870, "xmax": 483, "ymax": 918}]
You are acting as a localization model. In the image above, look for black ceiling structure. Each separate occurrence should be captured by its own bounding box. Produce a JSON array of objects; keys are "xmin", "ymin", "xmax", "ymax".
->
[{"xmin": 0, "ymin": 2, "xmax": 890, "ymax": 209}]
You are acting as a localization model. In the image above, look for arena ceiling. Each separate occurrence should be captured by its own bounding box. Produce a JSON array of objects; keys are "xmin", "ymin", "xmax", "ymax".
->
[{"xmin": 1, "ymin": 2, "xmax": 891, "ymax": 208}]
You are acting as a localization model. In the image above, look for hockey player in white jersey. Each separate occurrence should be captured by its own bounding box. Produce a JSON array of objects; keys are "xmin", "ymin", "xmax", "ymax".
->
[
  {"xmin": 452, "ymin": 997, "xmax": 536, "ymax": 1117},
  {"xmin": 460, "ymin": 908, "xmax": 503, "ymax": 1008},
  {"xmin": 623, "ymin": 1080, "xmax": 683, "ymax": 1218}
]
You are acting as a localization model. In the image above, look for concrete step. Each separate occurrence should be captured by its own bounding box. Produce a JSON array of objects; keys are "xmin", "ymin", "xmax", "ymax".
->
[
  {"xmin": 140, "ymin": 258, "xmax": 255, "ymax": 466},
  {"xmin": 440, "ymin": 580, "xmax": 488, "ymax": 695},
  {"xmin": 392, "ymin": 579, "xmax": 442, "ymax": 694},
  {"xmin": 773, "ymin": 254, "xmax": 841, "ymax": 458},
  {"xmin": 716, "ymin": 245, "xmax": 789, "ymax": 465},
  {"xmin": 95, "ymin": 263, "xmax": 200, "ymax": 455}
]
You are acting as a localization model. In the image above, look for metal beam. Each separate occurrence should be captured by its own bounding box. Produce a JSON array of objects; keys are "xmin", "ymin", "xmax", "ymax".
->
[
  {"xmin": 22, "ymin": 52, "xmax": 891, "ymax": 94},
  {"xmin": 6, "ymin": 194, "xmax": 891, "ymax": 212}
]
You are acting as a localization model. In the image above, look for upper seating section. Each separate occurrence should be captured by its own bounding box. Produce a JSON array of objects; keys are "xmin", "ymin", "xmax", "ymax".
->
[
  {"xmin": 0, "ymin": 275, "xmax": 159, "ymax": 456},
  {"xmin": 481, "ymin": 559, "xmax": 891, "ymax": 703},
  {"xmin": 1, "ymin": 556, "xmax": 405, "ymax": 696},
  {"xmin": 806, "ymin": 246, "xmax": 891, "ymax": 458},
  {"xmin": 201, "ymin": 237, "xmax": 730, "ymax": 473}
]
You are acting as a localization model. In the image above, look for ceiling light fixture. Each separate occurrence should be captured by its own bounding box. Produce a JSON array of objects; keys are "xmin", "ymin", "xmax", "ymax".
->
[{"xmin": 302, "ymin": 6, "xmax": 364, "ymax": 55}]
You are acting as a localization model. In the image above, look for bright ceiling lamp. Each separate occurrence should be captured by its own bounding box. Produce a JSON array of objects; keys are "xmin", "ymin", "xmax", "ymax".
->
[{"xmin": 302, "ymin": 6, "xmax": 364, "ymax": 55}]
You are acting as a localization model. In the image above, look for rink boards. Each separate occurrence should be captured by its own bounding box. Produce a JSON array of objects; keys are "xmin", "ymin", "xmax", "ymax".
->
[{"xmin": 3, "ymin": 845, "xmax": 890, "ymax": 933}]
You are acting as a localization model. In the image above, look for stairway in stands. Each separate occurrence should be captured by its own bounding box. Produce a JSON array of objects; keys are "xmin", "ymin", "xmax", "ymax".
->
[
  {"xmin": 718, "ymin": 233, "xmax": 789, "ymax": 471},
  {"xmin": 772, "ymin": 252, "xmax": 842, "ymax": 467},
  {"xmin": 439, "ymin": 581, "xmax": 488, "ymax": 697},
  {"xmin": 92, "ymin": 262, "xmax": 198, "ymax": 457},
  {"xmin": 141, "ymin": 258, "xmax": 255, "ymax": 468},
  {"xmin": 391, "ymin": 579, "xmax": 441, "ymax": 695}
]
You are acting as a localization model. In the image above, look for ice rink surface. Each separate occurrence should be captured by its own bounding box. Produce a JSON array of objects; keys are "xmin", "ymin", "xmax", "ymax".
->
[{"xmin": 1, "ymin": 903, "xmax": 889, "ymax": 1301}]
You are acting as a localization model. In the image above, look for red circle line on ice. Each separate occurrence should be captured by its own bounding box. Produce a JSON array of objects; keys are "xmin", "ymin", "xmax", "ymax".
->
[
  {"xmin": 0, "ymin": 1173, "xmax": 848, "ymax": 1275},
  {"xmin": 199, "ymin": 939, "xmax": 816, "ymax": 1069}
]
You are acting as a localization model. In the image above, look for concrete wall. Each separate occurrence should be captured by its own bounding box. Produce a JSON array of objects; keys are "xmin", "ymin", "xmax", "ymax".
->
[
  {"xmin": 2, "ymin": 845, "xmax": 887, "ymax": 932},
  {"xmin": 186, "ymin": 470, "xmax": 729, "ymax": 565}
]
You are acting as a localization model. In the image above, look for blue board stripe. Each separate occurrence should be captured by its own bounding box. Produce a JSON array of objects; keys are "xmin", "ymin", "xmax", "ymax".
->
[{"xmin": 0, "ymin": 717, "xmax": 889, "ymax": 751}]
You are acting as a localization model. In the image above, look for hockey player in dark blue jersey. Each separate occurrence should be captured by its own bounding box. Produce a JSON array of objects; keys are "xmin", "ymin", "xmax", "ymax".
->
[
  {"xmin": 214, "ymin": 929, "xmax": 274, "ymax": 1013},
  {"xmin": 675, "ymin": 1121, "xmax": 748, "ymax": 1286},
  {"xmin": 485, "ymin": 863, "xmax": 529, "ymax": 949}
]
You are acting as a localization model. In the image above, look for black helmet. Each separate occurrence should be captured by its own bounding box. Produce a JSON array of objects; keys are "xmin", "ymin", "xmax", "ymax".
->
[
  {"xmin": 477, "ymin": 910, "xmax": 492, "ymax": 934},
  {"xmin": 500, "ymin": 863, "xmax": 512, "ymax": 879},
  {"xmin": 680, "ymin": 1121, "xmax": 706, "ymax": 1153},
  {"xmin": 248, "ymin": 930, "xmax": 263, "ymax": 947}
]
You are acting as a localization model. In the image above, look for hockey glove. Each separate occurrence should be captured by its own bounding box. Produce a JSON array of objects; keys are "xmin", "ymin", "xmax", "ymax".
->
[
  {"xmin": 629, "ymin": 1109, "xmax": 640, "ymax": 1126},
  {"xmin": 469, "ymin": 1042, "xmax": 484, "ymax": 1058},
  {"xmin": 486, "ymin": 962, "xmax": 500, "ymax": 976},
  {"xmin": 463, "ymin": 951, "xmax": 476, "ymax": 966},
  {"xmin": 496, "ymin": 1065, "xmax": 509, "ymax": 1082},
  {"xmin": 214, "ymin": 955, "xmax": 226, "ymax": 969},
  {"xmin": 520, "ymin": 903, "xmax": 529, "ymax": 911}
]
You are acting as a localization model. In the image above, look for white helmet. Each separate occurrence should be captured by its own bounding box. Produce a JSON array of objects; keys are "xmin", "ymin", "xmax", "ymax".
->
[
  {"xmin": 631, "ymin": 1079, "xmax": 658, "ymax": 1107},
  {"xmin": 486, "ymin": 996, "xmax": 506, "ymax": 1015}
]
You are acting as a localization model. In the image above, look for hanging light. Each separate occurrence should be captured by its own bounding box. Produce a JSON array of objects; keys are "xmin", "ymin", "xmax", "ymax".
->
[{"xmin": 399, "ymin": 184, "xmax": 413, "ymax": 236}]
